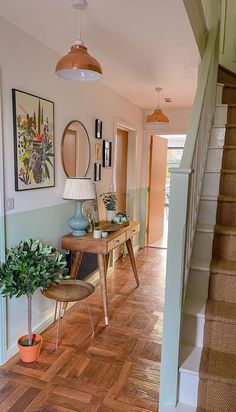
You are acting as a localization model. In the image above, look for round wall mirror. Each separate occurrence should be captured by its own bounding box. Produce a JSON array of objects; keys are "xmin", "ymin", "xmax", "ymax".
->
[{"xmin": 61, "ymin": 120, "xmax": 91, "ymax": 177}]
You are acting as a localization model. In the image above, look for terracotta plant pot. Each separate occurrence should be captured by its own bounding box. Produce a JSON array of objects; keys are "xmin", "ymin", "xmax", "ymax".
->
[{"xmin": 18, "ymin": 333, "xmax": 43, "ymax": 363}]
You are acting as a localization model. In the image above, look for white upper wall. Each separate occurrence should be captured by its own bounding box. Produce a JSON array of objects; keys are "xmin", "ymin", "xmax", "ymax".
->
[
  {"xmin": 0, "ymin": 17, "xmax": 144, "ymax": 215},
  {"xmin": 0, "ymin": 0, "xmax": 199, "ymax": 109}
]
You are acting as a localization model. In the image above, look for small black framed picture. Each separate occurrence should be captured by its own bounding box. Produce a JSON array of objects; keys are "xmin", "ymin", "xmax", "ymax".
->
[
  {"xmin": 94, "ymin": 163, "xmax": 101, "ymax": 181},
  {"xmin": 102, "ymin": 140, "xmax": 112, "ymax": 167},
  {"xmin": 95, "ymin": 119, "xmax": 102, "ymax": 139}
]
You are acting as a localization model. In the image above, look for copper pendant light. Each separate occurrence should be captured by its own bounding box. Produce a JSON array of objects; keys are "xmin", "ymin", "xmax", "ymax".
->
[
  {"xmin": 55, "ymin": 0, "xmax": 103, "ymax": 81},
  {"xmin": 146, "ymin": 87, "xmax": 170, "ymax": 123}
]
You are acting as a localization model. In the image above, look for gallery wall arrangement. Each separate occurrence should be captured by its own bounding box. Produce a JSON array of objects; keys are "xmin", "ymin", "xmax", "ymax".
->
[
  {"xmin": 12, "ymin": 89, "xmax": 55, "ymax": 191},
  {"xmin": 94, "ymin": 119, "xmax": 112, "ymax": 181}
]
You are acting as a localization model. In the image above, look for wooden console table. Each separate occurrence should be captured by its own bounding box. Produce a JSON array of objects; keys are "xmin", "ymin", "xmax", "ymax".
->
[{"xmin": 61, "ymin": 221, "xmax": 140, "ymax": 325}]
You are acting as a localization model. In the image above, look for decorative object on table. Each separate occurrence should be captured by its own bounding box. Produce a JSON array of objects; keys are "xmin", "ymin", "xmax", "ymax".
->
[
  {"xmin": 55, "ymin": 0, "xmax": 102, "ymax": 81},
  {"xmin": 61, "ymin": 120, "xmax": 91, "ymax": 177},
  {"xmin": 12, "ymin": 89, "xmax": 55, "ymax": 191},
  {"xmin": 63, "ymin": 177, "xmax": 95, "ymax": 236},
  {"xmin": 146, "ymin": 87, "xmax": 170, "ymax": 123},
  {"xmin": 0, "ymin": 239, "xmax": 67, "ymax": 362},
  {"xmin": 113, "ymin": 211, "xmax": 130, "ymax": 223},
  {"xmin": 91, "ymin": 183, "xmax": 100, "ymax": 224},
  {"xmin": 94, "ymin": 163, "xmax": 101, "ymax": 181},
  {"xmin": 101, "ymin": 231, "xmax": 108, "ymax": 238},
  {"xmin": 95, "ymin": 119, "xmax": 102, "ymax": 139},
  {"xmin": 102, "ymin": 140, "xmax": 112, "ymax": 167},
  {"xmin": 99, "ymin": 220, "xmax": 129, "ymax": 232},
  {"xmin": 95, "ymin": 142, "xmax": 102, "ymax": 160},
  {"xmin": 100, "ymin": 191, "xmax": 117, "ymax": 221},
  {"xmin": 86, "ymin": 211, "xmax": 94, "ymax": 232},
  {"xmin": 93, "ymin": 226, "xmax": 102, "ymax": 238}
]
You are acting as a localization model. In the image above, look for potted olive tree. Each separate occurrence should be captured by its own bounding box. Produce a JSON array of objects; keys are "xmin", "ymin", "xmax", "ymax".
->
[
  {"xmin": 100, "ymin": 191, "xmax": 117, "ymax": 221},
  {"xmin": 0, "ymin": 239, "xmax": 68, "ymax": 362}
]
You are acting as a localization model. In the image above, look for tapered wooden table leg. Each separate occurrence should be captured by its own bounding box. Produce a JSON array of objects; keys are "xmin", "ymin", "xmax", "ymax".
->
[
  {"xmin": 126, "ymin": 238, "xmax": 139, "ymax": 286},
  {"xmin": 97, "ymin": 253, "xmax": 109, "ymax": 326},
  {"xmin": 105, "ymin": 253, "xmax": 110, "ymax": 275},
  {"xmin": 63, "ymin": 252, "xmax": 82, "ymax": 315}
]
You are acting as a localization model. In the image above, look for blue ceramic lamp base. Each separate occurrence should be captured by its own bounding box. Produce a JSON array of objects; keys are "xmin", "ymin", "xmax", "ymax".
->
[{"xmin": 67, "ymin": 201, "xmax": 89, "ymax": 237}]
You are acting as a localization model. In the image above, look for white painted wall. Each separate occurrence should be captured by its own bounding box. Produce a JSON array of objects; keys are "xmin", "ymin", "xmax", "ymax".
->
[
  {"xmin": 0, "ymin": 17, "xmax": 144, "ymax": 359},
  {"xmin": 0, "ymin": 17, "xmax": 144, "ymax": 216}
]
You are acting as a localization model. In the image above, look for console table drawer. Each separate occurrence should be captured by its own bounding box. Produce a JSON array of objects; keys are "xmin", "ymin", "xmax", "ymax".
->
[
  {"xmin": 126, "ymin": 224, "xmax": 140, "ymax": 240},
  {"xmin": 107, "ymin": 233, "xmax": 126, "ymax": 252}
]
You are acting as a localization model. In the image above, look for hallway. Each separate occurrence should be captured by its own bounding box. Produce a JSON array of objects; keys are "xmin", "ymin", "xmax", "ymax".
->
[{"xmin": 0, "ymin": 247, "xmax": 166, "ymax": 411}]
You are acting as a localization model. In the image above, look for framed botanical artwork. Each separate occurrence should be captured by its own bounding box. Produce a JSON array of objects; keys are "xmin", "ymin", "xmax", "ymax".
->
[
  {"xmin": 95, "ymin": 119, "xmax": 102, "ymax": 139},
  {"xmin": 95, "ymin": 142, "xmax": 102, "ymax": 161},
  {"xmin": 12, "ymin": 89, "xmax": 55, "ymax": 191},
  {"xmin": 102, "ymin": 140, "xmax": 112, "ymax": 167},
  {"xmin": 94, "ymin": 162, "xmax": 101, "ymax": 181}
]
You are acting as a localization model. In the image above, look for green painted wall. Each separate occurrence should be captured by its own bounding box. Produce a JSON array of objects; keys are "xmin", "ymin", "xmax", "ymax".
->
[{"xmin": 5, "ymin": 202, "xmax": 75, "ymax": 249}]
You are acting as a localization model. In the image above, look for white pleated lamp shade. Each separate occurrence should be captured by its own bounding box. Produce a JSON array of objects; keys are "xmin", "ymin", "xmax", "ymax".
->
[{"xmin": 63, "ymin": 177, "xmax": 95, "ymax": 200}]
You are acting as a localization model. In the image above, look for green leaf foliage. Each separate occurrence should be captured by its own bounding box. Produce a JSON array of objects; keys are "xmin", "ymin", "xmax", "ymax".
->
[{"xmin": 0, "ymin": 239, "xmax": 68, "ymax": 298}]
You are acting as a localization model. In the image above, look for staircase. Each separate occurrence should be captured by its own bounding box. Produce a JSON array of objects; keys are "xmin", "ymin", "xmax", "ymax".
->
[{"xmin": 178, "ymin": 68, "xmax": 236, "ymax": 411}]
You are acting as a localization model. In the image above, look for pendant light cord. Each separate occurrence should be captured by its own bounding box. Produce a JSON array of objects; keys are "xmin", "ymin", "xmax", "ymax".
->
[{"xmin": 77, "ymin": 9, "xmax": 82, "ymax": 41}]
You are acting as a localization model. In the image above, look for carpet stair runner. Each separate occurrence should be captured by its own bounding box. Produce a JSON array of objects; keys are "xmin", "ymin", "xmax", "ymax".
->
[{"xmin": 197, "ymin": 67, "xmax": 236, "ymax": 411}]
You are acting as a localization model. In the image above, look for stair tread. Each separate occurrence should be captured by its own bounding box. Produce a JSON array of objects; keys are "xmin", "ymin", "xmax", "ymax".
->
[
  {"xmin": 223, "ymin": 145, "xmax": 236, "ymax": 149},
  {"xmin": 218, "ymin": 194, "xmax": 236, "ymax": 202},
  {"xmin": 200, "ymin": 347, "xmax": 236, "ymax": 383},
  {"xmin": 226, "ymin": 123, "xmax": 236, "ymax": 128},
  {"xmin": 211, "ymin": 258, "xmax": 236, "ymax": 275},
  {"xmin": 215, "ymin": 224, "xmax": 236, "ymax": 235},
  {"xmin": 180, "ymin": 344, "xmax": 202, "ymax": 375},
  {"xmin": 224, "ymin": 83, "xmax": 236, "ymax": 88},
  {"xmin": 206, "ymin": 299, "xmax": 236, "ymax": 324},
  {"xmin": 221, "ymin": 169, "xmax": 236, "ymax": 173}
]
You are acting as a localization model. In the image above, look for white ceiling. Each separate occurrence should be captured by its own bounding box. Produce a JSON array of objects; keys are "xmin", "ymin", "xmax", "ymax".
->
[{"xmin": 0, "ymin": 0, "xmax": 200, "ymax": 109}]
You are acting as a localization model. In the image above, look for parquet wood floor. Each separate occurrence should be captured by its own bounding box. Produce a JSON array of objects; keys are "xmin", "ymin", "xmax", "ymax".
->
[{"xmin": 0, "ymin": 247, "xmax": 166, "ymax": 411}]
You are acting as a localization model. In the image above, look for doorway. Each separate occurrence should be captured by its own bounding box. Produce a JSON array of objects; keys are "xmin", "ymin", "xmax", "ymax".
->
[
  {"xmin": 116, "ymin": 128, "xmax": 128, "ymax": 213},
  {"xmin": 147, "ymin": 135, "xmax": 168, "ymax": 247},
  {"xmin": 0, "ymin": 78, "xmax": 6, "ymax": 365},
  {"xmin": 147, "ymin": 135, "xmax": 185, "ymax": 249}
]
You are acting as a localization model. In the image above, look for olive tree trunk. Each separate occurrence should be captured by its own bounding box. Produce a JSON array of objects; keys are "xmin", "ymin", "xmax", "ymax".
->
[{"xmin": 27, "ymin": 293, "xmax": 33, "ymax": 345}]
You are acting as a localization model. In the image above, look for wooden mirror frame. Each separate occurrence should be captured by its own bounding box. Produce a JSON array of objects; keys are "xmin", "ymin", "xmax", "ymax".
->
[{"xmin": 61, "ymin": 120, "xmax": 91, "ymax": 177}]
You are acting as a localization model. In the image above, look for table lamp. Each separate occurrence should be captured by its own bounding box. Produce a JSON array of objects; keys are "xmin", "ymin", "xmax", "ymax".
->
[{"xmin": 63, "ymin": 177, "xmax": 95, "ymax": 236}]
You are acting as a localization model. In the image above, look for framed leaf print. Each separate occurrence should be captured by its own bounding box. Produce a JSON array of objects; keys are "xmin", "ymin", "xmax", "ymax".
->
[
  {"xmin": 102, "ymin": 140, "xmax": 112, "ymax": 167},
  {"xmin": 12, "ymin": 89, "xmax": 55, "ymax": 191}
]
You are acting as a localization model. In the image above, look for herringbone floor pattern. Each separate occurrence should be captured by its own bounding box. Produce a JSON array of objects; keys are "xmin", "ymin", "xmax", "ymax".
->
[{"xmin": 0, "ymin": 247, "xmax": 166, "ymax": 411}]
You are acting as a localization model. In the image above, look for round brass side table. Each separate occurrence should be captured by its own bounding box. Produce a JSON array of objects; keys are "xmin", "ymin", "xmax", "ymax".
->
[{"xmin": 42, "ymin": 279, "xmax": 95, "ymax": 349}]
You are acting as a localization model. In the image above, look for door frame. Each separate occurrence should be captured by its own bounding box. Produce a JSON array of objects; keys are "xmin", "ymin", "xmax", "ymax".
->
[
  {"xmin": 113, "ymin": 118, "xmax": 137, "ymax": 221},
  {"xmin": 146, "ymin": 135, "xmax": 168, "ymax": 246},
  {"xmin": 0, "ymin": 72, "xmax": 6, "ymax": 365}
]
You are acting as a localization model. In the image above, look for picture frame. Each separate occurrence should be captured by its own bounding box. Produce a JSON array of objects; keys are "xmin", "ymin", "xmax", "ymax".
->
[
  {"xmin": 94, "ymin": 162, "xmax": 101, "ymax": 181},
  {"xmin": 102, "ymin": 140, "xmax": 112, "ymax": 167},
  {"xmin": 12, "ymin": 89, "xmax": 55, "ymax": 191},
  {"xmin": 95, "ymin": 118, "xmax": 102, "ymax": 139},
  {"xmin": 95, "ymin": 142, "xmax": 102, "ymax": 161}
]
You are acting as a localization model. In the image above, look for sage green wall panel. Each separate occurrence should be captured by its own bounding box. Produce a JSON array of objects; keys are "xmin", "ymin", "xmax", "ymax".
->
[
  {"xmin": 140, "ymin": 187, "xmax": 148, "ymax": 247},
  {"xmin": 5, "ymin": 202, "xmax": 75, "ymax": 249}
]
